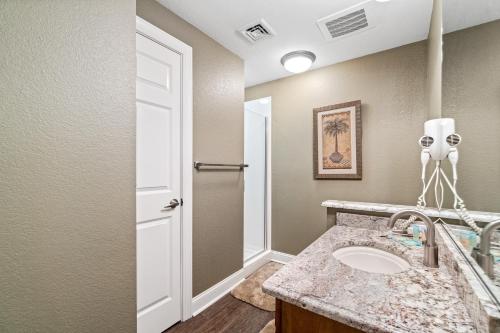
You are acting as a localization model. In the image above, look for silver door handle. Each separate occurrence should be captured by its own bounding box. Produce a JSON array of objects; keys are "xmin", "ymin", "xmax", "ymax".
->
[{"xmin": 163, "ymin": 199, "xmax": 180, "ymax": 210}]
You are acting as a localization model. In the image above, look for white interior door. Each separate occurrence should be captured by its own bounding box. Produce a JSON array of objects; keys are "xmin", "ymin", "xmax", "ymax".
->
[
  {"xmin": 244, "ymin": 110, "xmax": 267, "ymax": 261},
  {"xmin": 136, "ymin": 32, "xmax": 182, "ymax": 333}
]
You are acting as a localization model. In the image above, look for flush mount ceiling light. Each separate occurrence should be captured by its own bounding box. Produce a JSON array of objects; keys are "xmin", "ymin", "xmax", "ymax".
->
[{"xmin": 280, "ymin": 50, "xmax": 316, "ymax": 73}]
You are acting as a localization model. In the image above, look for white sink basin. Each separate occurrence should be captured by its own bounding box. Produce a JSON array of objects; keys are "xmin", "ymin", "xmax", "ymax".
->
[{"xmin": 332, "ymin": 246, "xmax": 410, "ymax": 274}]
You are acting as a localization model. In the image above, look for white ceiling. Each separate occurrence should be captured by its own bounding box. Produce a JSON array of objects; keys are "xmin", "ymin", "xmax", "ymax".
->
[
  {"xmin": 443, "ymin": 0, "xmax": 500, "ymax": 33},
  {"xmin": 157, "ymin": 0, "xmax": 500, "ymax": 87}
]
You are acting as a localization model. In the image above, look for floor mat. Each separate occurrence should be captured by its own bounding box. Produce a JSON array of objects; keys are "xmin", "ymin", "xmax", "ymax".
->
[
  {"xmin": 259, "ymin": 319, "xmax": 275, "ymax": 333},
  {"xmin": 230, "ymin": 261, "xmax": 283, "ymax": 312}
]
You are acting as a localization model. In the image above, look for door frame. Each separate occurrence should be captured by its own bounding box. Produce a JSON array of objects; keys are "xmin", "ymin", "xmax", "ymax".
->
[
  {"xmin": 264, "ymin": 99, "xmax": 272, "ymax": 254},
  {"xmin": 136, "ymin": 16, "xmax": 193, "ymax": 321}
]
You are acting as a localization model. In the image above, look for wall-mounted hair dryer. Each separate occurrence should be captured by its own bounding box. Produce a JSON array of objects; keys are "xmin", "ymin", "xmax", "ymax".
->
[{"xmin": 401, "ymin": 118, "xmax": 481, "ymax": 234}]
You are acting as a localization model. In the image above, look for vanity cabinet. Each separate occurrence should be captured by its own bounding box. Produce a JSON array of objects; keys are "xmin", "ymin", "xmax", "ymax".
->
[{"xmin": 275, "ymin": 299, "xmax": 363, "ymax": 333}]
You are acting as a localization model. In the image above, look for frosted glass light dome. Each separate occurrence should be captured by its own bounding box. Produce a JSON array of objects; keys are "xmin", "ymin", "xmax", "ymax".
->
[{"xmin": 280, "ymin": 51, "xmax": 316, "ymax": 73}]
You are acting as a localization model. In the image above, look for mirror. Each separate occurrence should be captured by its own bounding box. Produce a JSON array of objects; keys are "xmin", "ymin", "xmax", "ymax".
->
[{"xmin": 442, "ymin": 0, "xmax": 500, "ymax": 299}]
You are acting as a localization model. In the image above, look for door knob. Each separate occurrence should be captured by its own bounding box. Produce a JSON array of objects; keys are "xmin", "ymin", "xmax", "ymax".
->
[{"xmin": 163, "ymin": 199, "xmax": 180, "ymax": 210}]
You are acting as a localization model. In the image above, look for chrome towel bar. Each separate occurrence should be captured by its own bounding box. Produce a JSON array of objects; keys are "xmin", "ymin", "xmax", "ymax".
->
[{"xmin": 193, "ymin": 161, "xmax": 249, "ymax": 170}]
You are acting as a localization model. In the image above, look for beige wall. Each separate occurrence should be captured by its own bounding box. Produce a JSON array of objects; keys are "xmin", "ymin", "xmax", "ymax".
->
[
  {"xmin": 442, "ymin": 20, "xmax": 500, "ymax": 212},
  {"xmin": 427, "ymin": 0, "xmax": 443, "ymax": 119},
  {"xmin": 137, "ymin": 0, "xmax": 245, "ymax": 296},
  {"xmin": 0, "ymin": 1, "xmax": 136, "ymax": 332},
  {"xmin": 246, "ymin": 42, "xmax": 428, "ymax": 254}
]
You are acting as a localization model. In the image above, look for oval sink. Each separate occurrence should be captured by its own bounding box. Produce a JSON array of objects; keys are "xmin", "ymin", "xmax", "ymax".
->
[{"xmin": 332, "ymin": 246, "xmax": 410, "ymax": 274}]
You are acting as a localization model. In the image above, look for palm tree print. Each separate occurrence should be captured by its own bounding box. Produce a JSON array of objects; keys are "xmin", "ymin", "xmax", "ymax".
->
[{"xmin": 323, "ymin": 117, "xmax": 350, "ymax": 163}]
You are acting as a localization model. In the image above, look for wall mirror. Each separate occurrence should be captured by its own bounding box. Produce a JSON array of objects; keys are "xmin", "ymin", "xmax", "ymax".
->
[{"xmin": 440, "ymin": 0, "xmax": 500, "ymax": 306}]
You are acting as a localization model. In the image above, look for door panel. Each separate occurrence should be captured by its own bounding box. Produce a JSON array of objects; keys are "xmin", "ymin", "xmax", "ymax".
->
[
  {"xmin": 136, "ymin": 190, "xmax": 172, "ymax": 223},
  {"xmin": 136, "ymin": 53, "xmax": 172, "ymax": 89},
  {"xmin": 137, "ymin": 220, "xmax": 171, "ymax": 310},
  {"xmin": 136, "ymin": 31, "xmax": 182, "ymax": 333},
  {"xmin": 137, "ymin": 101, "xmax": 172, "ymax": 188},
  {"xmin": 136, "ymin": 35, "xmax": 179, "ymax": 108},
  {"xmin": 244, "ymin": 110, "xmax": 267, "ymax": 261}
]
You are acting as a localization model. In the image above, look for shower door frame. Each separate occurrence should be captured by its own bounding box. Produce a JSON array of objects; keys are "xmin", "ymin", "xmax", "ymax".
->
[{"xmin": 243, "ymin": 98, "xmax": 272, "ymax": 264}]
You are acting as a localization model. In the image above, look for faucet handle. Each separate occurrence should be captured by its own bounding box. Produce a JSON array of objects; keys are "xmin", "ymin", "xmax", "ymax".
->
[
  {"xmin": 388, "ymin": 210, "xmax": 438, "ymax": 268},
  {"xmin": 474, "ymin": 220, "xmax": 500, "ymax": 278},
  {"xmin": 388, "ymin": 210, "xmax": 436, "ymax": 247}
]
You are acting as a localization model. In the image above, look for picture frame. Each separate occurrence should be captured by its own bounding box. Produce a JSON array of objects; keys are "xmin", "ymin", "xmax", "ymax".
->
[{"xmin": 313, "ymin": 100, "xmax": 362, "ymax": 180}]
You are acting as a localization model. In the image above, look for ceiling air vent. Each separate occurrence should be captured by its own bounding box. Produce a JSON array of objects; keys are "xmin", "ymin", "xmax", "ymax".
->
[
  {"xmin": 317, "ymin": 2, "xmax": 378, "ymax": 41},
  {"xmin": 239, "ymin": 19, "xmax": 276, "ymax": 43}
]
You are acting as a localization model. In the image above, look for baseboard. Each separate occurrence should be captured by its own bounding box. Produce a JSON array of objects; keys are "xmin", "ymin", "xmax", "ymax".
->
[
  {"xmin": 190, "ymin": 249, "xmax": 296, "ymax": 317},
  {"xmin": 270, "ymin": 250, "xmax": 296, "ymax": 264},
  {"xmin": 191, "ymin": 250, "xmax": 272, "ymax": 316}
]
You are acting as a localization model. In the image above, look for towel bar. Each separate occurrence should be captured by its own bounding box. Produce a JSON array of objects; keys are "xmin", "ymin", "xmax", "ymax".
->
[{"xmin": 193, "ymin": 161, "xmax": 249, "ymax": 170}]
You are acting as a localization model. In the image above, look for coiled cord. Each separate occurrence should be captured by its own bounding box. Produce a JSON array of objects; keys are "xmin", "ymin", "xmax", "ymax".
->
[
  {"xmin": 399, "ymin": 165, "xmax": 482, "ymax": 235},
  {"xmin": 439, "ymin": 168, "xmax": 482, "ymax": 235},
  {"xmin": 398, "ymin": 166, "xmax": 438, "ymax": 231},
  {"xmin": 455, "ymin": 195, "xmax": 482, "ymax": 235}
]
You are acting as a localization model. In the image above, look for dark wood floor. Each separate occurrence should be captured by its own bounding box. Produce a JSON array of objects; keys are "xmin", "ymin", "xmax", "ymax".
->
[{"xmin": 165, "ymin": 294, "xmax": 274, "ymax": 333}]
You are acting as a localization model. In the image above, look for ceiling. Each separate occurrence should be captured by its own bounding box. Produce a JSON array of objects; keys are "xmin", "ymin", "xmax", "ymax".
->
[
  {"xmin": 157, "ymin": 0, "xmax": 500, "ymax": 87},
  {"xmin": 443, "ymin": 0, "xmax": 500, "ymax": 33}
]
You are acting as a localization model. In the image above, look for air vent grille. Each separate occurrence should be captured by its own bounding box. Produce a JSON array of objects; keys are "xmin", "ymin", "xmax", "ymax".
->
[
  {"xmin": 317, "ymin": 4, "xmax": 377, "ymax": 41},
  {"xmin": 239, "ymin": 19, "xmax": 276, "ymax": 43},
  {"xmin": 325, "ymin": 9, "xmax": 368, "ymax": 39},
  {"xmin": 245, "ymin": 24, "xmax": 270, "ymax": 41}
]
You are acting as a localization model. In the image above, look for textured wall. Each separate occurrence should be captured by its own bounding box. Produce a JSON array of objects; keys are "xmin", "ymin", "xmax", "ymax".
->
[
  {"xmin": 137, "ymin": 0, "xmax": 245, "ymax": 296},
  {"xmin": 246, "ymin": 42, "xmax": 428, "ymax": 255},
  {"xmin": 442, "ymin": 20, "xmax": 500, "ymax": 212},
  {"xmin": 0, "ymin": 1, "xmax": 136, "ymax": 332}
]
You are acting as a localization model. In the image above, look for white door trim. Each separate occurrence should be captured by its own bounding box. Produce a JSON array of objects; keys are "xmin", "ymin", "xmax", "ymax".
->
[
  {"xmin": 136, "ymin": 16, "xmax": 193, "ymax": 321},
  {"xmin": 264, "ymin": 98, "xmax": 272, "ymax": 255}
]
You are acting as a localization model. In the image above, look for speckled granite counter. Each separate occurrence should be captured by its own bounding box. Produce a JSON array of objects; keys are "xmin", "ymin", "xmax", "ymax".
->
[
  {"xmin": 263, "ymin": 226, "xmax": 476, "ymax": 333},
  {"xmin": 439, "ymin": 224, "xmax": 500, "ymax": 332},
  {"xmin": 322, "ymin": 200, "xmax": 500, "ymax": 223},
  {"xmin": 448, "ymin": 225, "xmax": 500, "ymax": 289}
]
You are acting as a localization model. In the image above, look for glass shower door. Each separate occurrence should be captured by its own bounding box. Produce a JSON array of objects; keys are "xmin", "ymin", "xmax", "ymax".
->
[{"xmin": 244, "ymin": 109, "xmax": 267, "ymax": 261}]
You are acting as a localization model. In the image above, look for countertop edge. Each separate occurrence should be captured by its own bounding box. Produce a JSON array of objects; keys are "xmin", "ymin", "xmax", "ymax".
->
[
  {"xmin": 321, "ymin": 200, "xmax": 500, "ymax": 223},
  {"xmin": 262, "ymin": 282, "xmax": 406, "ymax": 333}
]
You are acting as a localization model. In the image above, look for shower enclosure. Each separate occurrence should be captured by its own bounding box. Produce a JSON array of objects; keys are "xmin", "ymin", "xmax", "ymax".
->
[{"xmin": 244, "ymin": 97, "xmax": 271, "ymax": 262}]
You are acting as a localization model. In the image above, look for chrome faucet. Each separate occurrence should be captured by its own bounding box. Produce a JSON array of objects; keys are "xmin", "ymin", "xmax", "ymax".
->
[
  {"xmin": 472, "ymin": 220, "xmax": 500, "ymax": 279},
  {"xmin": 388, "ymin": 210, "xmax": 439, "ymax": 268}
]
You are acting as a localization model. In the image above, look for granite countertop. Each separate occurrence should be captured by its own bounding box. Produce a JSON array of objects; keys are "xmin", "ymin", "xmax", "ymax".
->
[
  {"xmin": 321, "ymin": 200, "xmax": 500, "ymax": 223},
  {"xmin": 448, "ymin": 225, "xmax": 500, "ymax": 289},
  {"xmin": 263, "ymin": 226, "xmax": 476, "ymax": 333}
]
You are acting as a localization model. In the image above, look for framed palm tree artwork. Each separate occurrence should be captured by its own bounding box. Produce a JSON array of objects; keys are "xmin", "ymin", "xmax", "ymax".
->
[{"xmin": 313, "ymin": 100, "xmax": 362, "ymax": 179}]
